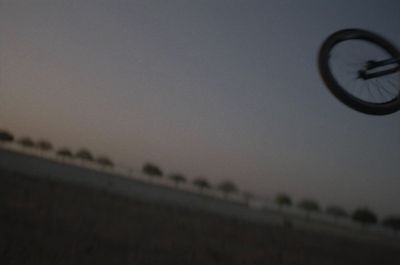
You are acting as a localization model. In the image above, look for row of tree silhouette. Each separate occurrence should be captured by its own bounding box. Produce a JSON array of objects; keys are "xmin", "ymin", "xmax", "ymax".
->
[
  {"xmin": 142, "ymin": 163, "xmax": 400, "ymax": 233},
  {"xmin": 275, "ymin": 193, "xmax": 400, "ymax": 233},
  {"xmin": 142, "ymin": 162, "xmax": 241, "ymax": 199},
  {"xmin": 0, "ymin": 130, "xmax": 114, "ymax": 168},
  {"xmin": 2, "ymin": 129, "xmax": 399, "ymax": 233},
  {"xmin": 0, "ymin": 130, "xmax": 240, "ymax": 197},
  {"xmin": 1, "ymin": 130, "xmax": 244, "ymax": 199}
]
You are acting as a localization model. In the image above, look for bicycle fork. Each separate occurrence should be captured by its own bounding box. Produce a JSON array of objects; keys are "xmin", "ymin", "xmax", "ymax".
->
[{"xmin": 359, "ymin": 57, "xmax": 400, "ymax": 80}]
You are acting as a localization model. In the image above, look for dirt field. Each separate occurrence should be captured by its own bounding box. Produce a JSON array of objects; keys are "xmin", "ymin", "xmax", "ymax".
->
[{"xmin": 1, "ymin": 167, "xmax": 400, "ymax": 265}]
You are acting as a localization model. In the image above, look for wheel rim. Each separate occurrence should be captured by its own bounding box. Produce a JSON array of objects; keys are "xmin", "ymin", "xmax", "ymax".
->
[{"xmin": 327, "ymin": 38, "xmax": 400, "ymax": 106}]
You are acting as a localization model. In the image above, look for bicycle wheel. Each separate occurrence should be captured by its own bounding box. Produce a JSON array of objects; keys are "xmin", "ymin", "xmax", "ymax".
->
[{"xmin": 319, "ymin": 29, "xmax": 400, "ymax": 115}]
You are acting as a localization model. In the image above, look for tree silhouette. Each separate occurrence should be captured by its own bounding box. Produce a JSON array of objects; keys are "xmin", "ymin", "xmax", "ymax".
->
[
  {"xmin": 298, "ymin": 199, "xmax": 320, "ymax": 218},
  {"xmin": 275, "ymin": 193, "xmax": 292, "ymax": 209},
  {"xmin": 382, "ymin": 216, "xmax": 400, "ymax": 234},
  {"xmin": 168, "ymin": 173, "xmax": 187, "ymax": 187},
  {"xmin": 193, "ymin": 177, "xmax": 211, "ymax": 193},
  {"xmin": 217, "ymin": 180, "xmax": 238, "ymax": 198},
  {"xmin": 325, "ymin": 205, "xmax": 348, "ymax": 220},
  {"xmin": 37, "ymin": 140, "xmax": 53, "ymax": 154},
  {"xmin": 0, "ymin": 130, "xmax": 14, "ymax": 144},
  {"xmin": 57, "ymin": 148, "xmax": 73, "ymax": 160},
  {"xmin": 18, "ymin": 137, "xmax": 35, "ymax": 148},
  {"xmin": 96, "ymin": 156, "xmax": 114, "ymax": 168},
  {"xmin": 352, "ymin": 208, "xmax": 378, "ymax": 227},
  {"xmin": 76, "ymin": 148, "xmax": 94, "ymax": 164},
  {"xmin": 142, "ymin": 162, "xmax": 163, "ymax": 179}
]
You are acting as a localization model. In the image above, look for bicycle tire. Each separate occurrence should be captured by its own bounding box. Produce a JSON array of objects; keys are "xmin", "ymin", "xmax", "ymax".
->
[{"xmin": 318, "ymin": 29, "xmax": 400, "ymax": 115}]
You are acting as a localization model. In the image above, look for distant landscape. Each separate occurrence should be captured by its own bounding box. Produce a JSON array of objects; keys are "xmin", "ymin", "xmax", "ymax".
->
[
  {"xmin": 1, "ymin": 130, "xmax": 400, "ymax": 233},
  {"xmin": 1, "ymin": 144, "xmax": 400, "ymax": 264}
]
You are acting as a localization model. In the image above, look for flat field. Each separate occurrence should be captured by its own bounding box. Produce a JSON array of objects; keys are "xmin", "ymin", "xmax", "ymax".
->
[{"xmin": 1, "ymin": 169, "xmax": 400, "ymax": 265}]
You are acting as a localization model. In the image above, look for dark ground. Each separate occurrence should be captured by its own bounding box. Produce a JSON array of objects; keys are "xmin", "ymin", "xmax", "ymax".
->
[{"xmin": 1, "ymin": 168, "xmax": 399, "ymax": 265}]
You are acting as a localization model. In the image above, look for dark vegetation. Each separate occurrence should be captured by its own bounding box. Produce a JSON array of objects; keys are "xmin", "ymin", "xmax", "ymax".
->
[
  {"xmin": 168, "ymin": 173, "xmax": 187, "ymax": 187},
  {"xmin": 352, "ymin": 208, "xmax": 378, "ymax": 227},
  {"xmin": 0, "ymin": 130, "xmax": 114, "ymax": 170},
  {"xmin": 217, "ymin": 180, "xmax": 238, "ymax": 198},
  {"xmin": 383, "ymin": 217, "xmax": 400, "ymax": 234},
  {"xmin": 1, "ymin": 128, "xmax": 400, "ymax": 232},
  {"xmin": 57, "ymin": 148, "xmax": 74, "ymax": 159},
  {"xmin": 142, "ymin": 162, "xmax": 163, "ymax": 179},
  {"xmin": 275, "ymin": 193, "xmax": 292, "ymax": 209},
  {"xmin": 96, "ymin": 156, "xmax": 114, "ymax": 168},
  {"xmin": 193, "ymin": 177, "xmax": 212, "ymax": 192},
  {"xmin": 0, "ymin": 130, "xmax": 14, "ymax": 142},
  {"xmin": 76, "ymin": 149, "xmax": 94, "ymax": 163},
  {"xmin": 298, "ymin": 199, "xmax": 321, "ymax": 218},
  {"xmin": 17, "ymin": 137, "xmax": 35, "ymax": 148}
]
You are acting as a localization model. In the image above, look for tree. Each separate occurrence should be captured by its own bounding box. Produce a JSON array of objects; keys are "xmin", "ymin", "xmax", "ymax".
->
[
  {"xmin": 352, "ymin": 208, "xmax": 378, "ymax": 227},
  {"xmin": 76, "ymin": 148, "xmax": 94, "ymax": 163},
  {"xmin": 325, "ymin": 205, "xmax": 348, "ymax": 219},
  {"xmin": 142, "ymin": 162, "xmax": 163, "ymax": 179},
  {"xmin": 36, "ymin": 140, "xmax": 53, "ymax": 153},
  {"xmin": 168, "ymin": 173, "xmax": 187, "ymax": 187},
  {"xmin": 275, "ymin": 193, "xmax": 292, "ymax": 209},
  {"xmin": 217, "ymin": 180, "xmax": 238, "ymax": 198},
  {"xmin": 57, "ymin": 148, "xmax": 73, "ymax": 160},
  {"xmin": 382, "ymin": 216, "xmax": 400, "ymax": 234},
  {"xmin": 96, "ymin": 156, "xmax": 114, "ymax": 168},
  {"xmin": 193, "ymin": 177, "xmax": 211, "ymax": 193},
  {"xmin": 0, "ymin": 130, "xmax": 14, "ymax": 144},
  {"xmin": 298, "ymin": 199, "xmax": 320, "ymax": 218},
  {"xmin": 18, "ymin": 137, "xmax": 35, "ymax": 148}
]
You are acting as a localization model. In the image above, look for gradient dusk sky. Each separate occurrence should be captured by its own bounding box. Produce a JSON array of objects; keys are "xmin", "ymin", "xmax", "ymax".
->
[{"xmin": 1, "ymin": 0, "xmax": 400, "ymax": 216}]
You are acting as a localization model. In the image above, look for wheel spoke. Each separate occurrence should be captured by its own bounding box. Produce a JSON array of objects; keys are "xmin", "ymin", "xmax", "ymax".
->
[
  {"xmin": 327, "ymin": 38, "xmax": 399, "ymax": 104},
  {"xmin": 320, "ymin": 29, "xmax": 400, "ymax": 114}
]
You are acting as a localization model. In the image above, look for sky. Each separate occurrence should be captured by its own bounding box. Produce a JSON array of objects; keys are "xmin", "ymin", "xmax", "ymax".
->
[{"xmin": 1, "ymin": 0, "xmax": 400, "ymax": 216}]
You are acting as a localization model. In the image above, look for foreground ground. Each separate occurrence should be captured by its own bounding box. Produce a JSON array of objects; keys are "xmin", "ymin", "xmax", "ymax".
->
[{"xmin": 1, "ymin": 167, "xmax": 399, "ymax": 265}]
